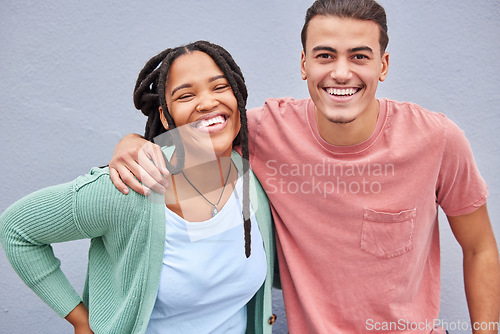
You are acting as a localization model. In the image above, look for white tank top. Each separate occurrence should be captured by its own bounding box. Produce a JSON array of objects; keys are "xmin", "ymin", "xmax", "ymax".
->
[{"xmin": 146, "ymin": 178, "xmax": 267, "ymax": 334}]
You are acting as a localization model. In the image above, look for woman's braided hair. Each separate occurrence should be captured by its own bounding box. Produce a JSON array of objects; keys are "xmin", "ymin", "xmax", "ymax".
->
[{"xmin": 134, "ymin": 41, "xmax": 252, "ymax": 257}]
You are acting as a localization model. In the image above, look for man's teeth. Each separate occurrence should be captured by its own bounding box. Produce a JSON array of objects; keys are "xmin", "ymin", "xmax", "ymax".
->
[
  {"xmin": 326, "ymin": 88, "xmax": 358, "ymax": 96},
  {"xmin": 197, "ymin": 115, "xmax": 225, "ymax": 128}
]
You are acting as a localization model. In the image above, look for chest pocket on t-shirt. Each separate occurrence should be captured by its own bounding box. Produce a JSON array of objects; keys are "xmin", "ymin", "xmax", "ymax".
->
[{"xmin": 360, "ymin": 208, "xmax": 416, "ymax": 259}]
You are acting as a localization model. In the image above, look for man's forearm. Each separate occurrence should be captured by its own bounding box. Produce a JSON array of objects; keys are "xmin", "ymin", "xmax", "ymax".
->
[{"xmin": 464, "ymin": 248, "xmax": 500, "ymax": 334}]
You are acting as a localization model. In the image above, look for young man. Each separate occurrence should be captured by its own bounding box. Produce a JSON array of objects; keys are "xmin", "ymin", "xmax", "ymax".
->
[{"xmin": 109, "ymin": 0, "xmax": 500, "ymax": 333}]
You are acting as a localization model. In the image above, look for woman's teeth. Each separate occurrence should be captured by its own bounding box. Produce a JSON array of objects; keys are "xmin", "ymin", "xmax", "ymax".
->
[{"xmin": 196, "ymin": 115, "xmax": 225, "ymax": 129}]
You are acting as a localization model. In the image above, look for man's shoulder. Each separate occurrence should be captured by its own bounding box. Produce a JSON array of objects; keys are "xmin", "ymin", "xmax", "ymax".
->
[
  {"xmin": 264, "ymin": 96, "xmax": 311, "ymax": 107},
  {"xmin": 248, "ymin": 97, "xmax": 311, "ymax": 114},
  {"xmin": 247, "ymin": 97, "xmax": 312, "ymax": 127},
  {"xmin": 382, "ymin": 98, "xmax": 467, "ymax": 149},
  {"xmin": 383, "ymin": 98, "xmax": 450, "ymax": 127}
]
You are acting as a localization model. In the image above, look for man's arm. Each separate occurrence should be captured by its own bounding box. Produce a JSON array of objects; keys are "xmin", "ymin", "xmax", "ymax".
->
[
  {"xmin": 109, "ymin": 133, "xmax": 168, "ymax": 195},
  {"xmin": 447, "ymin": 204, "xmax": 500, "ymax": 334}
]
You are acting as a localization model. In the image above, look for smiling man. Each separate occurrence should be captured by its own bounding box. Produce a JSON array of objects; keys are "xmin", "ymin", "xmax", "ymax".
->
[
  {"xmin": 301, "ymin": 14, "xmax": 388, "ymax": 146},
  {"xmin": 108, "ymin": 0, "xmax": 500, "ymax": 333}
]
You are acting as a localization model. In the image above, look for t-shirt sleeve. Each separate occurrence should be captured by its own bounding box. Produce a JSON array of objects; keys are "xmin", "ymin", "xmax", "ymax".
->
[
  {"xmin": 436, "ymin": 118, "xmax": 488, "ymax": 216},
  {"xmin": 246, "ymin": 105, "xmax": 266, "ymax": 168}
]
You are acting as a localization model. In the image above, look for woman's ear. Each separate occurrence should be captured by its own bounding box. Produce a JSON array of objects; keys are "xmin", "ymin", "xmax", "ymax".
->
[{"xmin": 159, "ymin": 106, "xmax": 169, "ymax": 130}]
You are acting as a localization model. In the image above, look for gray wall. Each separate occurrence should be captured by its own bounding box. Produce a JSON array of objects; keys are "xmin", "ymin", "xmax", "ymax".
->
[{"xmin": 0, "ymin": 1, "xmax": 498, "ymax": 333}]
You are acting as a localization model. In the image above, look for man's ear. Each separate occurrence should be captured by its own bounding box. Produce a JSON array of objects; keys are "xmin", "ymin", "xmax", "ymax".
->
[
  {"xmin": 379, "ymin": 52, "xmax": 389, "ymax": 82},
  {"xmin": 159, "ymin": 106, "xmax": 169, "ymax": 130},
  {"xmin": 300, "ymin": 50, "xmax": 307, "ymax": 80}
]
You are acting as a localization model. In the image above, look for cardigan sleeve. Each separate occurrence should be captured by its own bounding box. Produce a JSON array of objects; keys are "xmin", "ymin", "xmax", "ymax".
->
[
  {"xmin": 0, "ymin": 180, "xmax": 87, "ymax": 317},
  {"xmin": 0, "ymin": 167, "xmax": 150, "ymax": 319}
]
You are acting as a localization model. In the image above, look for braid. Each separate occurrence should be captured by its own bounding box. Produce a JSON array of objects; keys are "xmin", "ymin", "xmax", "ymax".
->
[
  {"xmin": 134, "ymin": 41, "xmax": 252, "ymax": 257},
  {"xmin": 240, "ymin": 106, "xmax": 252, "ymax": 258},
  {"xmin": 134, "ymin": 48, "xmax": 185, "ymax": 174},
  {"xmin": 134, "ymin": 48, "xmax": 179, "ymax": 141},
  {"xmin": 193, "ymin": 42, "xmax": 252, "ymax": 258}
]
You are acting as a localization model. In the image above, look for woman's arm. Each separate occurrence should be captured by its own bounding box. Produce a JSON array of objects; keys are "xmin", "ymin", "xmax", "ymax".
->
[
  {"xmin": 0, "ymin": 181, "xmax": 88, "ymax": 318},
  {"xmin": 65, "ymin": 302, "xmax": 93, "ymax": 334},
  {"xmin": 1, "ymin": 167, "xmax": 152, "ymax": 332}
]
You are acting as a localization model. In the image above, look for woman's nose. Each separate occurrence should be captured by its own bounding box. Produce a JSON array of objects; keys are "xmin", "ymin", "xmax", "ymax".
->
[{"xmin": 196, "ymin": 92, "xmax": 219, "ymax": 112}]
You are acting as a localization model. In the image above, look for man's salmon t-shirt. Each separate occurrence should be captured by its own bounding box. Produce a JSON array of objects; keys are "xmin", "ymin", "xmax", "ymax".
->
[{"xmin": 246, "ymin": 97, "xmax": 488, "ymax": 333}]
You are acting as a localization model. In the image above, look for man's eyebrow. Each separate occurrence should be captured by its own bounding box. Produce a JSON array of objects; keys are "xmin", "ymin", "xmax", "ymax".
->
[
  {"xmin": 311, "ymin": 46, "xmax": 374, "ymax": 53},
  {"xmin": 312, "ymin": 46, "xmax": 337, "ymax": 53},
  {"xmin": 350, "ymin": 46, "xmax": 374, "ymax": 53}
]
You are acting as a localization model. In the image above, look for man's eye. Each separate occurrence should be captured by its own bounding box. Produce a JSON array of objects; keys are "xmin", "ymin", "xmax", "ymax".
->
[
  {"xmin": 353, "ymin": 54, "xmax": 368, "ymax": 60},
  {"xmin": 317, "ymin": 53, "xmax": 332, "ymax": 59}
]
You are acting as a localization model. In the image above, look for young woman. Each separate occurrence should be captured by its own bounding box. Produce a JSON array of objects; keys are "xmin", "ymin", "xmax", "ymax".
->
[{"xmin": 0, "ymin": 41, "xmax": 275, "ymax": 334}]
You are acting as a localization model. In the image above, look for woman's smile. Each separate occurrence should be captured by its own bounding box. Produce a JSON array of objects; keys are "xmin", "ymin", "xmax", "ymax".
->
[{"xmin": 190, "ymin": 111, "xmax": 229, "ymax": 133}]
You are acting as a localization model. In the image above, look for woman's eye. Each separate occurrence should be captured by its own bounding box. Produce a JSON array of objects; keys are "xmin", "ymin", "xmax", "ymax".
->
[
  {"xmin": 177, "ymin": 93, "xmax": 194, "ymax": 100},
  {"xmin": 214, "ymin": 84, "xmax": 230, "ymax": 91}
]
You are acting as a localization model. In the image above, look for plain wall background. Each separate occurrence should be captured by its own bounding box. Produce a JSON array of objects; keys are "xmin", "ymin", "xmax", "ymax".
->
[{"xmin": 1, "ymin": 1, "xmax": 498, "ymax": 333}]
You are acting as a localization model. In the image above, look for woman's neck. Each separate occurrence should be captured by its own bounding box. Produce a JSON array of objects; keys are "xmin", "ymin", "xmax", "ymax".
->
[
  {"xmin": 181, "ymin": 156, "xmax": 232, "ymax": 191},
  {"xmin": 165, "ymin": 153, "xmax": 237, "ymax": 222}
]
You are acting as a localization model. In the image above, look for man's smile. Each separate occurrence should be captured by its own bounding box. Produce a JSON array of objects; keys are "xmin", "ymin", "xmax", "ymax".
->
[{"xmin": 324, "ymin": 87, "xmax": 361, "ymax": 96}]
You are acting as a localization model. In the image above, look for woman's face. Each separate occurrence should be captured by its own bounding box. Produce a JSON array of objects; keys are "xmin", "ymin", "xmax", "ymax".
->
[{"xmin": 160, "ymin": 51, "xmax": 240, "ymax": 158}]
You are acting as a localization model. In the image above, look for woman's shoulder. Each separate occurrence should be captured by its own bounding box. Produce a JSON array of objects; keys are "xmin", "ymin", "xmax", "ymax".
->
[
  {"xmin": 71, "ymin": 167, "xmax": 164, "ymax": 234},
  {"xmin": 74, "ymin": 166, "xmax": 113, "ymax": 189},
  {"xmin": 73, "ymin": 167, "xmax": 156, "ymax": 211}
]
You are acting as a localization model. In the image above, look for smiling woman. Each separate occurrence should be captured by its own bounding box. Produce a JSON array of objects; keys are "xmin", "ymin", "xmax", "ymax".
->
[
  {"xmin": 160, "ymin": 51, "xmax": 241, "ymax": 159},
  {"xmin": 0, "ymin": 41, "xmax": 275, "ymax": 334}
]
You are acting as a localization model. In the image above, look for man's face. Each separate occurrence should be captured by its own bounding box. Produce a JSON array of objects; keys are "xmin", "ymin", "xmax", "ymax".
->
[{"xmin": 301, "ymin": 15, "xmax": 389, "ymax": 142}]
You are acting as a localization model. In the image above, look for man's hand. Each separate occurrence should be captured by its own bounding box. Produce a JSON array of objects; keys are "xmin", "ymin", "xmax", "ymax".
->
[{"xmin": 109, "ymin": 133, "xmax": 169, "ymax": 195}]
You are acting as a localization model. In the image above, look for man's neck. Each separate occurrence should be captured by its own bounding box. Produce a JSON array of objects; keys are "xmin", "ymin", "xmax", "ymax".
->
[{"xmin": 315, "ymin": 99, "xmax": 380, "ymax": 146}]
